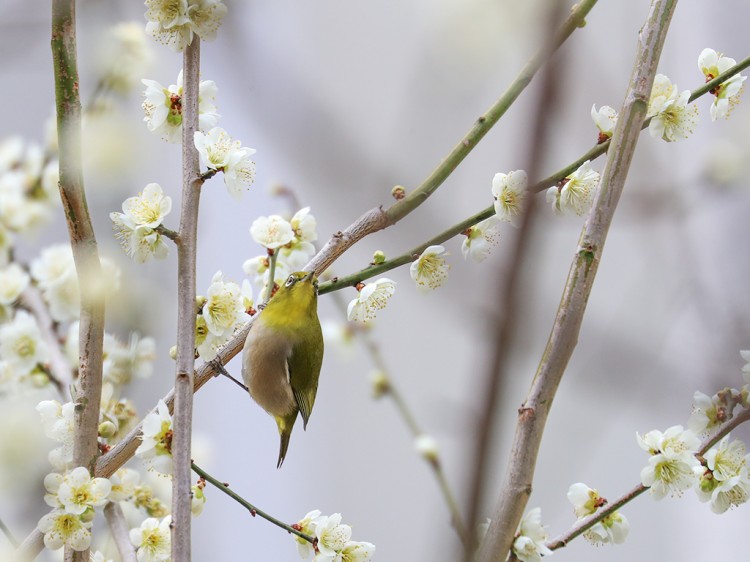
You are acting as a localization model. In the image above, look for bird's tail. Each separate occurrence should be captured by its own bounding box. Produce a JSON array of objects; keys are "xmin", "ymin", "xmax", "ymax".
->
[{"xmin": 275, "ymin": 414, "xmax": 296, "ymax": 468}]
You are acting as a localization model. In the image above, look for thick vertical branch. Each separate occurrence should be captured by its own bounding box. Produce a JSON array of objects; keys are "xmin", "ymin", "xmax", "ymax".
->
[
  {"xmin": 171, "ymin": 38, "xmax": 202, "ymax": 562},
  {"xmin": 475, "ymin": 2, "xmax": 677, "ymax": 561},
  {"xmin": 462, "ymin": 2, "xmax": 566, "ymax": 559},
  {"xmin": 51, "ymin": 2, "xmax": 105, "ymax": 562},
  {"xmin": 103, "ymin": 503, "xmax": 138, "ymax": 562}
]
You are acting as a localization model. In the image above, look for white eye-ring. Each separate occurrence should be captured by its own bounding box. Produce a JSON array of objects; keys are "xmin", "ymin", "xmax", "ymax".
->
[{"xmin": 285, "ymin": 275, "xmax": 296, "ymax": 287}]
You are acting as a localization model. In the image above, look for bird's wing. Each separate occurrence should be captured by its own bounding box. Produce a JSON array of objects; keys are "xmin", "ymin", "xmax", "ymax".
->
[{"xmin": 288, "ymin": 333, "xmax": 324, "ymax": 430}]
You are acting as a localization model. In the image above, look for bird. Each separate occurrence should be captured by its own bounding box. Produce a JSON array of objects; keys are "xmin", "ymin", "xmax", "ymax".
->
[{"xmin": 241, "ymin": 270, "xmax": 324, "ymax": 468}]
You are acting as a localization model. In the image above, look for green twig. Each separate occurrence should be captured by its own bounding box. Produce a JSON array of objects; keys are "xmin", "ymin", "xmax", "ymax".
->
[
  {"xmin": 264, "ymin": 250, "xmax": 278, "ymax": 304},
  {"xmin": 190, "ymin": 462, "xmax": 314, "ymax": 544},
  {"xmin": 319, "ymin": 54, "xmax": 750, "ymax": 296}
]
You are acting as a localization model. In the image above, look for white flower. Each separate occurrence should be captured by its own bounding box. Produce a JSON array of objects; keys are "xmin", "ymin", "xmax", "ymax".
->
[
  {"xmin": 194, "ymin": 315, "xmax": 232, "ymax": 361},
  {"xmin": 98, "ymin": 22, "xmax": 154, "ymax": 93},
  {"xmin": 512, "ymin": 507, "xmax": 552, "ymax": 562},
  {"xmin": 461, "ymin": 215, "xmax": 503, "ymax": 262},
  {"xmin": 92, "ymin": 552, "xmax": 114, "ymax": 562},
  {"xmin": 414, "ymin": 434, "xmax": 440, "ymax": 463},
  {"xmin": 136, "ymin": 399, "xmax": 174, "ymax": 475},
  {"xmin": 120, "ymin": 183, "xmax": 172, "ymax": 228},
  {"xmin": 243, "ymin": 254, "xmax": 290, "ymax": 295},
  {"xmin": 30, "ymin": 244, "xmax": 75, "ymax": 288},
  {"xmin": 109, "ymin": 468, "xmax": 140, "ymax": 502},
  {"xmin": 688, "ymin": 391, "xmax": 724, "ymax": 434},
  {"xmin": 202, "ymin": 270, "xmax": 249, "ymax": 336},
  {"xmin": 294, "ymin": 509, "xmax": 322, "ymax": 559},
  {"xmin": 0, "ymin": 263, "xmax": 30, "ymax": 305},
  {"xmin": 129, "ymin": 515, "xmax": 171, "ymax": 562},
  {"xmin": 222, "ymin": 146, "xmax": 256, "ymax": 198},
  {"xmin": 31, "ymin": 245, "xmax": 120, "ymax": 321},
  {"xmin": 591, "ymin": 104, "xmax": 618, "ymax": 141},
  {"xmin": 291, "ymin": 207, "xmax": 317, "ymax": 243},
  {"xmin": 0, "ymin": 223, "xmax": 12, "ymax": 267},
  {"xmin": 37, "ymin": 400, "xmax": 75, "ymax": 469},
  {"xmin": 640, "ymin": 451, "xmax": 701, "ymax": 499},
  {"xmin": 347, "ymin": 278, "xmax": 396, "ymax": 322},
  {"xmin": 410, "ymin": 245, "xmax": 450, "ymax": 290},
  {"xmin": 647, "ymin": 74, "xmax": 679, "ymax": 116},
  {"xmin": 567, "ymin": 483, "xmax": 628, "ymax": 545},
  {"xmin": 104, "ymin": 332, "xmax": 157, "ymax": 386},
  {"xmin": 696, "ymin": 436, "xmax": 750, "ymax": 513},
  {"xmin": 194, "ymin": 127, "xmax": 256, "ymax": 198},
  {"xmin": 38, "ymin": 509, "xmax": 92, "ymax": 551},
  {"xmin": 638, "ymin": 427, "xmax": 701, "ymax": 499},
  {"xmin": 492, "ymin": 170, "xmax": 527, "ymax": 224},
  {"xmin": 315, "ymin": 513, "xmax": 352, "ymax": 559},
  {"xmin": 51, "ymin": 466, "xmax": 111, "ymax": 515},
  {"xmin": 145, "ymin": 0, "xmax": 227, "ymax": 51},
  {"xmin": 278, "ymin": 207, "xmax": 317, "ymax": 268},
  {"xmin": 250, "ymin": 215, "xmax": 295, "ymax": 250},
  {"xmin": 240, "ymin": 279, "xmax": 255, "ymax": 313},
  {"xmin": 584, "ymin": 512, "xmax": 629, "ymax": 545},
  {"xmin": 637, "ymin": 425, "xmax": 700, "ymax": 456},
  {"xmin": 0, "ymin": 310, "xmax": 48, "ymax": 376},
  {"xmin": 141, "ymin": 71, "xmax": 220, "ymax": 143},
  {"xmin": 191, "ymin": 483, "xmax": 206, "ymax": 516},
  {"xmin": 546, "ymin": 161, "xmax": 600, "ymax": 216},
  {"xmin": 649, "ymin": 90, "xmax": 699, "ymax": 142},
  {"xmin": 698, "ymin": 48, "xmax": 746, "ymax": 121},
  {"xmin": 338, "ymin": 541, "xmax": 376, "ymax": 562},
  {"xmin": 110, "ymin": 215, "xmax": 169, "ymax": 263},
  {"xmin": 741, "ymin": 349, "xmax": 750, "ymax": 384}
]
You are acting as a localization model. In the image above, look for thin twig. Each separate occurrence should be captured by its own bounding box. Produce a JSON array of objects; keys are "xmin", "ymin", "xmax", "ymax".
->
[
  {"xmin": 319, "ymin": 54, "xmax": 750, "ymax": 295},
  {"xmin": 305, "ymin": 0, "xmax": 599, "ymax": 277},
  {"xmin": 476, "ymin": 2, "xmax": 678, "ymax": 561},
  {"xmin": 190, "ymin": 462, "xmax": 314, "ymax": 543},
  {"xmin": 171, "ymin": 38, "xmax": 203, "ymax": 562},
  {"xmin": 20, "ymin": 285, "xmax": 71, "ymax": 394},
  {"xmin": 547, "ymin": 406, "xmax": 750, "ymax": 550},
  {"xmin": 264, "ymin": 250, "xmax": 278, "ymax": 304},
  {"xmin": 103, "ymin": 502, "xmax": 138, "ymax": 562}
]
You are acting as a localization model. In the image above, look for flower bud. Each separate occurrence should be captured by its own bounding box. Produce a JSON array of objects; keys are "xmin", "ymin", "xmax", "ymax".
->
[
  {"xmin": 372, "ymin": 250, "xmax": 386, "ymax": 265},
  {"xmin": 391, "ymin": 185, "xmax": 406, "ymax": 200},
  {"xmin": 99, "ymin": 420, "xmax": 118, "ymax": 438},
  {"xmin": 415, "ymin": 434, "xmax": 440, "ymax": 464},
  {"xmin": 370, "ymin": 371, "xmax": 390, "ymax": 399}
]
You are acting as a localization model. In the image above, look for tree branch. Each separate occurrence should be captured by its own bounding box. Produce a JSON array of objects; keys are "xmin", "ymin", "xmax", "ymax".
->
[
  {"xmin": 190, "ymin": 462, "xmax": 314, "ymax": 543},
  {"xmin": 476, "ymin": 2, "xmax": 677, "ymax": 561},
  {"xmin": 103, "ymin": 502, "xmax": 138, "ymax": 562},
  {"xmin": 171, "ymin": 38, "xmax": 202, "ymax": 562},
  {"xmin": 51, "ymin": 1, "xmax": 106, "ymax": 561}
]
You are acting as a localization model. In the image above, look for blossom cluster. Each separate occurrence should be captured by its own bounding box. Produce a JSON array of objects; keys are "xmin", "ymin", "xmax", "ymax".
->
[
  {"xmin": 637, "ymin": 350, "xmax": 750, "ymax": 513},
  {"xmin": 110, "ymin": 183, "xmax": 172, "ymax": 263},
  {"xmin": 0, "ymin": 137, "xmax": 59, "ymax": 246},
  {"xmin": 293, "ymin": 510, "xmax": 375, "ymax": 562},
  {"xmin": 145, "ymin": 0, "xmax": 227, "ymax": 52},
  {"xmin": 194, "ymin": 271, "xmax": 251, "ymax": 361}
]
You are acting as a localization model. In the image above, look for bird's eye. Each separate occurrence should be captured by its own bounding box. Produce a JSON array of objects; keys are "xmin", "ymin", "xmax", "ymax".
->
[{"xmin": 285, "ymin": 275, "xmax": 296, "ymax": 287}]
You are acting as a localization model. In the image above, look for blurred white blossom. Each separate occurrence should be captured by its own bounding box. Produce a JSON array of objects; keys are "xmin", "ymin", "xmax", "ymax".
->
[
  {"xmin": 512, "ymin": 507, "xmax": 552, "ymax": 562},
  {"xmin": 145, "ymin": 0, "xmax": 227, "ymax": 52},
  {"xmin": 135, "ymin": 399, "xmax": 173, "ymax": 475}
]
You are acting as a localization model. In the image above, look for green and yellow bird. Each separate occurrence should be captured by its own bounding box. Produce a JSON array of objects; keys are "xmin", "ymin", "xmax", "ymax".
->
[{"xmin": 241, "ymin": 271, "xmax": 324, "ymax": 468}]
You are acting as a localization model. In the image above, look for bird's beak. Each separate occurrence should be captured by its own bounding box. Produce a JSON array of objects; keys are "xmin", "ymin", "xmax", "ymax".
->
[{"xmin": 303, "ymin": 271, "xmax": 316, "ymax": 282}]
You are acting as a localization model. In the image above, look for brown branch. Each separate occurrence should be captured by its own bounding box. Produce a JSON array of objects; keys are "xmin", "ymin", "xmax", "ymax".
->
[
  {"xmin": 171, "ymin": 38, "xmax": 202, "ymax": 562},
  {"xmin": 463, "ymin": 2, "xmax": 567, "ymax": 559},
  {"xmin": 51, "ymin": 1, "xmax": 105, "ymax": 561},
  {"xmin": 475, "ymin": 2, "xmax": 678, "ymax": 561},
  {"xmin": 103, "ymin": 502, "xmax": 138, "ymax": 562}
]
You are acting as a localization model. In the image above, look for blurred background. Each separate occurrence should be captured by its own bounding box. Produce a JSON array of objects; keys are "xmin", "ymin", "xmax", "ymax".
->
[{"xmin": 2, "ymin": 0, "xmax": 750, "ymax": 560}]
